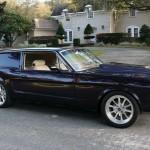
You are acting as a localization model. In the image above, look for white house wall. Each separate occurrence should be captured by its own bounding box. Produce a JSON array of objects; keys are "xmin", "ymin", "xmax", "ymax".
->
[
  {"xmin": 52, "ymin": 11, "xmax": 113, "ymax": 44},
  {"xmin": 116, "ymin": 11, "xmax": 150, "ymax": 34}
]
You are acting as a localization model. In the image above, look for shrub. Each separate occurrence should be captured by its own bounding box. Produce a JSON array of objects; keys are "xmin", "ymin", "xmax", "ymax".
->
[
  {"xmin": 29, "ymin": 36, "xmax": 55, "ymax": 44},
  {"xmin": 140, "ymin": 24, "xmax": 150, "ymax": 42},
  {"xmin": 73, "ymin": 38, "xmax": 80, "ymax": 46},
  {"xmin": 96, "ymin": 33, "xmax": 129, "ymax": 45},
  {"xmin": 84, "ymin": 24, "xmax": 94, "ymax": 35},
  {"xmin": 56, "ymin": 22, "xmax": 66, "ymax": 43},
  {"xmin": 145, "ymin": 37, "xmax": 150, "ymax": 46},
  {"xmin": 84, "ymin": 36, "xmax": 95, "ymax": 39},
  {"xmin": 51, "ymin": 39, "xmax": 59, "ymax": 47}
]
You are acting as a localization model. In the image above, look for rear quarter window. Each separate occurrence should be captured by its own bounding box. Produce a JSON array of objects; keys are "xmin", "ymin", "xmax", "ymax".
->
[{"xmin": 0, "ymin": 52, "xmax": 20, "ymax": 69}]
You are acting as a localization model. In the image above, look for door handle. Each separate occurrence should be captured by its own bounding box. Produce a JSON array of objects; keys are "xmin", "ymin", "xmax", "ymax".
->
[{"xmin": 21, "ymin": 75, "xmax": 27, "ymax": 78}]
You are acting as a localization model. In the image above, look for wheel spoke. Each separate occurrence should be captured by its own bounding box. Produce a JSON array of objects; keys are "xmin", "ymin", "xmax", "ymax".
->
[
  {"xmin": 122, "ymin": 99, "xmax": 127, "ymax": 106},
  {"xmin": 115, "ymin": 112, "xmax": 119, "ymax": 119},
  {"xmin": 124, "ymin": 112, "xmax": 129, "ymax": 119},
  {"xmin": 125, "ymin": 109, "xmax": 132, "ymax": 113},
  {"xmin": 0, "ymin": 96, "xmax": 4, "ymax": 102},
  {"xmin": 118, "ymin": 97, "xmax": 121, "ymax": 107},
  {"xmin": 120, "ymin": 113, "xmax": 123, "ymax": 121},
  {"xmin": 110, "ymin": 110, "xmax": 116, "ymax": 114},
  {"xmin": 109, "ymin": 105, "xmax": 116, "ymax": 109},
  {"xmin": 112, "ymin": 100, "xmax": 118, "ymax": 106},
  {"xmin": 0, "ymin": 84, "xmax": 6, "ymax": 105}
]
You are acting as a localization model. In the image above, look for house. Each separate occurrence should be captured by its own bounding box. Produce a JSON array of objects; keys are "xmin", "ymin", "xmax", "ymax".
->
[
  {"xmin": 29, "ymin": 18, "xmax": 58, "ymax": 38},
  {"xmin": 51, "ymin": 5, "xmax": 114, "ymax": 44},
  {"xmin": 115, "ymin": 10, "xmax": 150, "ymax": 37}
]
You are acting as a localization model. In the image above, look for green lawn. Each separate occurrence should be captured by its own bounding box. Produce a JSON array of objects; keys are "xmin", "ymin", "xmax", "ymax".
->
[{"xmin": 89, "ymin": 50, "xmax": 105, "ymax": 56}]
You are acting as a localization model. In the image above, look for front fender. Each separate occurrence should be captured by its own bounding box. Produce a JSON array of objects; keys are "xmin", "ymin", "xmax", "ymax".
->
[{"xmin": 97, "ymin": 86, "xmax": 142, "ymax": 113}]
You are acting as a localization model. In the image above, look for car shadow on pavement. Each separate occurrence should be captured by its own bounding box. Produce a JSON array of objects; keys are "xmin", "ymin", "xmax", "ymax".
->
[
  {"xmin": 6, "ymin": 100, "xmax": 150, "ymax": 129},
  {"xmin": 8, "ymin": 100, "xmax": 111, "ymax": 129}
]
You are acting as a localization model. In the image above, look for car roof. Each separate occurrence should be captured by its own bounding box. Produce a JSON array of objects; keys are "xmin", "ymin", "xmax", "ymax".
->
[{"xmin": 0, "ymin": 47, "xmax": 72, "ymax": 53}]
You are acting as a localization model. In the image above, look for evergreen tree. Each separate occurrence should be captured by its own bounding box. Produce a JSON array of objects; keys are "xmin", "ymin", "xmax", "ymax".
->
[
  {"xmin": 84, "ymin": 24, "xmax": 94, "ymax": 35},
  {"xmin": 56, "ymin": 22, "xmax": 66, "ymax": 43},
  {"xmin": 84, "ymin": 24, "xmax": 94, "ymax": 43},
  {"xmin": 140, "ymin": 24, "xmax": 150, "ymax": 42}
]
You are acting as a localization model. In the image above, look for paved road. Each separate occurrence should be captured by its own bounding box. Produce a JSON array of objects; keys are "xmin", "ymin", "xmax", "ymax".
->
[
  {"xmin": 89, "ymin": 47, "xmax": 150, "ymax": 65},
  {"xmin": 1, "ymin": 47, "xmax": 150, "ymax": 150}
]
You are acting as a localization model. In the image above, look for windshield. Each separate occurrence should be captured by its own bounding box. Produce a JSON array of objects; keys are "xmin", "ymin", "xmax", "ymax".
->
[{"xmin": 60, "ymin": 49, "xmax": 102, "ymax": 71}]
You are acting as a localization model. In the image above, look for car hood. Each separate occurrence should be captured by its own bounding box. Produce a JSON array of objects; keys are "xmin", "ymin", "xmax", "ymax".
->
[{"xmin": 99, "ymin": 62, "xmax": 150, "ymax": 75}]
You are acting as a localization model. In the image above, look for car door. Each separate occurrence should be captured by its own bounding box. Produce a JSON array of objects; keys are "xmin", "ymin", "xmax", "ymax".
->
[
  {"xmin": 12, "ymin": 51, "xmax": 75, "ymax": 105},
  {"xmin": 74, "ymin": 72, "xmax": 102, "ymax": 109}
]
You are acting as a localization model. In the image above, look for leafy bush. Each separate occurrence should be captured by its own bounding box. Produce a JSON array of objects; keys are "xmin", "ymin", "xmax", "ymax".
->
[
  {"xmin": 96, "ymin": 33, "xmax": 129, "ymax": 45},
  {"xmin": 56, "ymin": 22, "xmax": 66, "ymax": 41},
  {"xmin": 140, "ymin": 24, "xmax": 150, "ymax": 42},
  {"xmin": 84, "ymin": 36, "xmax": 95, "ymax": 39},
  {"xmin": 29, "ymin": 36, "xmax": 55, "ymax": 44},
  {"xmin": 84, "ymin": 24, "xmax": 94, "ymax": 35},
  {"xmin": 145, "ymin": 37, "xmax": 150, "ymax": 46},
  {"xmin": 51, "ymin": 39, "xmax": 59, "ymax": 47},
  {"xmin": 73, "ymin": 38, "xmax": 80, "ymax": 46}
]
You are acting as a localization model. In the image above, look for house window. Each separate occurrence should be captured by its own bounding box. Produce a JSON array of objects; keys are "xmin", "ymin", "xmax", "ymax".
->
[
  {"xmin": 129, "ymin": 9, "xmax": 136, "ymax": 17},
  {"xmin": 126, "ymin": 26, "xmax": 139, "ymax": 37},
  {"xmin": 69, "ymin": 31, "xmax": 73, "ymax": 42},
  {"xmin": 127, "ymin": 28, "xmax": 132, "ymax": 36},
  {"xmin": 64, "ymin": 32, "xmax": 67, "ymax": 42},
  {"xmin": 88, "ymin": 12, "xmax": 94, "ymax": 19},
  {"xmin": 134, "ymin": 28, "xmax": 139, "ymax": 37},
  {"xmin": 64, "ymin": 30, "xmax": 73, "ymax": 43},
  {"xmin": 65, "ymin": 15, "xmax": 70, "ymax": 21}
]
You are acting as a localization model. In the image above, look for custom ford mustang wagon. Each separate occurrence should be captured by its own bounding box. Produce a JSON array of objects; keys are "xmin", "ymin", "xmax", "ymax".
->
[{"xmin": 0, "ymin": 48, "xmax": 150, "ymax": 128}]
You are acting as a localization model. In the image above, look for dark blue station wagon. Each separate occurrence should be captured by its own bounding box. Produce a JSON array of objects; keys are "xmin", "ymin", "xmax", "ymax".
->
[{"xmin": 0, "ymin": 48, "xmax": 150, "ymax": 128}]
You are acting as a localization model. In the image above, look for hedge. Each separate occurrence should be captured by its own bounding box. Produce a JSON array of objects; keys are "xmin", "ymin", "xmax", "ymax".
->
[
  {"xmin": 29, "ymin": 36, "xmax": 55, "ymax": 44},
  {"xmin": 84, "ymin": 36, "xmax": 95, "ymax": 39},
  {"xmin": 96, "ymin": 33, "xmax": 129, "ymax": 45},
  {"xmin": 73, "ymin": 38, "xmax": 80, "ymax": 46}
]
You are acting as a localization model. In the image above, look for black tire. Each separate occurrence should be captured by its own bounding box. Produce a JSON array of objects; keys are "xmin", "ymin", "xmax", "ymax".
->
[
  {"xmin": 0, "ymin": 82, "xmax": 14, "ymax": 108},
  {"xmin": 101, "ymin": 91, "xmax": 140, "ymax": 128}
]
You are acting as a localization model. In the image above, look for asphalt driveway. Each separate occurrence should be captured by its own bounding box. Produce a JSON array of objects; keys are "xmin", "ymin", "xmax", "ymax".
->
[
  {"xmin": 89, "ymin": 47, "xmax": 150, "ymax": 65},
  {"xmin": 1, "ymin": 47, "xmax": 150, "ymax": 150}
]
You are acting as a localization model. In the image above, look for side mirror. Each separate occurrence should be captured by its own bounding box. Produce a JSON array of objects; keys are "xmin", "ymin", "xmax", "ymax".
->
[{"xmin": 50, "ymin": 65, "xmax": 60, "ymax": 72}]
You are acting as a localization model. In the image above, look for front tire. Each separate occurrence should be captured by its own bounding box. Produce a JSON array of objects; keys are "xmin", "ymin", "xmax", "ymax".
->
[
  {"xmin": 0, "ymin": 83, "xmax": 14, "ymax": 108},
  {"xmin": 101, "ymin": 92, "xmax": 140, "ymax": 128}
]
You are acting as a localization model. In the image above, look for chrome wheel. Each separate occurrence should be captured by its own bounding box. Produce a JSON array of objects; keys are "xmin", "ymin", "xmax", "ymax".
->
[
  {"xmin": 0, "ymin": 84, "xmax": 6, "ymax": 106},
  {"xmin": 105, "ymin": 95, "xmax": 134, "ymax": 125}
]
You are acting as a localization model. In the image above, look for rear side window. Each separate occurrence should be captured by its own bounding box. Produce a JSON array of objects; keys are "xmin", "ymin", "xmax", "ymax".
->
[{"xmin": 0, "ymin": 52, "xmax": 20, "ymax": 68}]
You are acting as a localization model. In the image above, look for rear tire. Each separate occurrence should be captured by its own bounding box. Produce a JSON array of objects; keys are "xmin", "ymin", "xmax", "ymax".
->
[
  {"xmin": 0, "ymin": 82, "xmax": 14, "ymax": 108},
  {"xmin": 101, "ymin": 91, "xmax": 140, "ymax": 128}
]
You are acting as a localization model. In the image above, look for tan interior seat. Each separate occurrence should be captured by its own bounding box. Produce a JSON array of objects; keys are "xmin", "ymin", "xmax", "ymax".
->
[{"xmin": 32, "ymin": 60, "xmax": 50, "ymax": 71}]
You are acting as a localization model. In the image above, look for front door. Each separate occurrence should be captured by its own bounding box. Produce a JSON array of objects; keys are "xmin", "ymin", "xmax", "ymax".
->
[
  {"xmin": 12, "ymin": 51, "xmax": 75, "ymax": 105},
  {"xmin": 64, "ymin": 29, "xmax": 73, "ymax": 44}
]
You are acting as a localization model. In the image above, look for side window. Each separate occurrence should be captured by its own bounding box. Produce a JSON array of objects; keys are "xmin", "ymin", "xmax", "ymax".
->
[
  {"xmin": 24, "ymin": 52, "xmax": 70, "ymax": 72},
  {"xmin": 0, "ymin": 53, "xmax": 20, "ymax": 69},
  {"xmin": 55, "ymin": 57, "xmax": 69, "ymax": 71}
]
